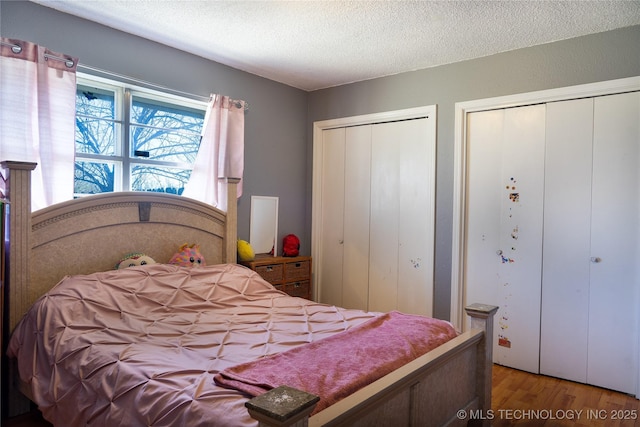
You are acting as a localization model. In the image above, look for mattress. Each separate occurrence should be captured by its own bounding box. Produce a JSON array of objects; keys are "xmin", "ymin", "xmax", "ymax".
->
[{"xmin": 7, "ymin": 263, "xmax": 454, "ymax": 426}]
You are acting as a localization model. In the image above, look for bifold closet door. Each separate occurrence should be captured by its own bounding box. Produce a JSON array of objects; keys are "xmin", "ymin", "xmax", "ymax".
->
[
  {"xmin": 540, "ymin": 98, "xmax": 593, "ymax": 383},
  {"xmin": 317, "ymin": 118, "xmax": 435, "ymax": 316},
  {"xmin": 317, "ymin": 125, "xmax": 373, "ymax": 311},
  {"xmin": 541, "ymin": 92, "xmax": 639, "ymax": 395},
  {"xmin": 369, "ymin": 119, "xmax": 434, "ymax": 316},
  {"xmin": 342, "ymin": 125, "xmax": 372, "ymax": 310},
  {"xmin": 465, "ymin": 105, "xmax": 545, "ymax": 374},
  {"xmin": 317, "ymin": 127, "xmax": 347, "ymax": 307},
  {"xmin": 588, "ymin": 92, "xmax": 639, "ymax": 394}
]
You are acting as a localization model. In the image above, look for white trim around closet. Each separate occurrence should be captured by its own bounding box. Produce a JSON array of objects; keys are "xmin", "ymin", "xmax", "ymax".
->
[{"xmin": 450, "ymin": 76, "xmax": 640, "ymax": 333}]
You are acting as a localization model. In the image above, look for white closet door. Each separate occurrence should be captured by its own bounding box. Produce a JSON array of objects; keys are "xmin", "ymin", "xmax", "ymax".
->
[
  {"xmin": 397, "ymin": 118, "xmax": 435, "ymax": 316},
  {"xmin": 316, "ymin": 113, "xmax": 435, "ymax": 316},
  {"xmin": 540, "ymin": 98, "xmax": 594, "ymax": 382},
  {"xmin": 541, "ymin": 92, "xmax": 638, "ymax": 394},
  {"xmin": 465, "ymin": 105, "xmax": 545, "ymax": 373},
  {"xmin": 369, "ymin": 122, "xmax": 400, "ymax": 313},
  {"xmin": 369, "ymin": 118, "xmax": 434, "ymax": 316},
  {"xmin": 318, "ymin": 127, "xmax": 346, "ymax": 306},
  {"xmin": 588, "ymin": 92, "xmax": 639, "ymax": 394},
  {"xmin": 342, "ymin": 125, "xmax": 371, "ymax": 310},
  {"xmin": 465, "ymin": 109, "xmax": 503, "ymax": 334}
]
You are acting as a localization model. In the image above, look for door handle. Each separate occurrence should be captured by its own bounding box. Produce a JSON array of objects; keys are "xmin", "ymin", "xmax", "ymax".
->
[{"xmin": 590, "ymin": 257, "xmax": 602, "ymax": 263}]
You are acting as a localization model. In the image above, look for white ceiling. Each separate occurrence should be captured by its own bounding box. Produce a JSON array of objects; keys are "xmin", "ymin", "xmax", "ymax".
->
[{"xmin": 32, "ymin": 0, "xmax": 640, "ymax": 91}]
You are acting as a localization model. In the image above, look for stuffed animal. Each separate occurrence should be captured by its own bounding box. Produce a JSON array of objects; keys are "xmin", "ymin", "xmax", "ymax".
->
[
  {"xmin": 116, "ymin": 252, "xmax": 156, "ymax": 269},
  {"xmin": 169, "ymin": 243, "xmax": 206, "ymax": 267},
  {"xmin": 237, "ymin": 240, "xmax": 255, "ymax": 262}
]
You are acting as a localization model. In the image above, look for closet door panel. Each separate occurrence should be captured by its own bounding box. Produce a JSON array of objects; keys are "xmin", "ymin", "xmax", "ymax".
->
[
  {"xmin": 465, "ymin": 105, "xmax": 545, "ymax": 374},
  {"xmin": 588, "ymin": 92, "xmax": 639, "ymax": 394},
  {"xmin": 318, "ymin": 128, "xmax": 346, "ymax": 306},
  {"xmin": 540, "ymin": 99, "xmax": 593, "ymax": 382},
  {"xmin": 465, "ymin": 109, "xmax": 504, "ymax": 327},
  {"xmin": 343, "ymin": 126, "xmax": 371, "ymax": 311},
  {"xmin": 497, "ymin": 105, "xmax": 545, "ymax": 373},
  {"xmin": 397, "ymin": 118, "xmax": 434, "ymax": 316},
  {"xmin": 369, "ymin": 122, "xmax": 400, "ymax": 313}
]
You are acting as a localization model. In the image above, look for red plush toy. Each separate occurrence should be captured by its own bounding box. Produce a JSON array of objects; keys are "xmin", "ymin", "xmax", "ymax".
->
[{"xmin": 282, "ymin": 234, "xmax": 300, "ymax": 257}]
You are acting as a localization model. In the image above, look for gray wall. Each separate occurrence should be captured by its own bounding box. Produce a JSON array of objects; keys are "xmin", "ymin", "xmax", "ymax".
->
[
  {"xmin": 1, "ymin": 0, "xmax": 309, "ymax": 251},
  {"xmin": 307, "ymin": 25, "xmax": 640, "ymax": 319},
  {"xmin": 3, "ymin": 1, "xmax": 639, "ymax": 319}
]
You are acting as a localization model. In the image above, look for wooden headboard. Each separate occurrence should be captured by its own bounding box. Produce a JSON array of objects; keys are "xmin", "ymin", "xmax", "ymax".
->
[{"xmin": 1, "ymin": 160, "xmax": 239, "ymax": 334}]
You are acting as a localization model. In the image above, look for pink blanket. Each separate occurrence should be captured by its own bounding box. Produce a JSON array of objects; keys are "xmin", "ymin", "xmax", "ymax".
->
[{"xmin": 214, "ymin": 311, "xmax": 457, "ymax": 414}]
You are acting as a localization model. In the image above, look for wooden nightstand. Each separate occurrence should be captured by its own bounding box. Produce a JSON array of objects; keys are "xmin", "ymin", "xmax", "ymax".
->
[{"xmin": 240, "ymin": 255, "xmax": 312, "ymax": 300}]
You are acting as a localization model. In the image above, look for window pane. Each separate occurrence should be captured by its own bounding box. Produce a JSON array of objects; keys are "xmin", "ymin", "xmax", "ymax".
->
[
  {"xmin": 131, "ymin": 96, "xmax": 204, "ymax": 163},
  {"xmin": 130, "ymin": 125, "xmax": 200, "ymax": 163},
  {"xmin": 75, "ymin": 120, "xmax": 119, "ymax": 156},
  {"xmin": 131, "ymin": 164, "xmax": 191, "ymax": 194},
  {"xmin": 75, "ymin": 161, "xmax": 115, "ymax": 195},
  {"xmin": 76, "ymin": 86, "xmax": 118, "ymax": 155}
]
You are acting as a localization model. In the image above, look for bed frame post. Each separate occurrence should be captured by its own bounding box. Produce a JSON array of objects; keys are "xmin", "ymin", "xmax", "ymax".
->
[
  {"xmin": 245, "ymin": 385, "xmax": 320, "ymax": 427},
  {"xmin": 1, "ymin": 161, "xmax": 37, "ymax": 417},
  {"xmin": 465, "ymin": 303, "xmax": 498, "ymax": 426},
  {"xmin": 220, "ymin": 177, "xmax": 240, "ymax": 264},
  {"xmin": 1, "ymin": 162, "xmax": 36, "ymax": 333}
]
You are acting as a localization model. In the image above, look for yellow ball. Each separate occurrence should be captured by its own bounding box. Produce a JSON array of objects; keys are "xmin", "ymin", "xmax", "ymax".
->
[{"xmin": 237, "ymin": 240, "xmax": 255, "ymax": 261}]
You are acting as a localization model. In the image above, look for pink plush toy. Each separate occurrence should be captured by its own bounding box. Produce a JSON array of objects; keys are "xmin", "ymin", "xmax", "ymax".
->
[{"xmin": 169, "ymin": 243, "xmax": 206, "ymax": 267}]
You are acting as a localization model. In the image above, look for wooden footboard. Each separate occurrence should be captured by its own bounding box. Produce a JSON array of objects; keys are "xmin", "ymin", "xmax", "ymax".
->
[{"xmin": 247, "ymin": 304, "xmax": 497, "ymax": 427}]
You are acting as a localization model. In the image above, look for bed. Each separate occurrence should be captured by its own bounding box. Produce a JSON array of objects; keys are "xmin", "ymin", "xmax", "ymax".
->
[{"xmin": 1, "ymin": 160, "xmax": 497, "ymax": 427}]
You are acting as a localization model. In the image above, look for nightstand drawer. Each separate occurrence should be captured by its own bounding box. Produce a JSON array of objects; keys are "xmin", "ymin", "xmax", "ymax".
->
[
  {"xmin": 255, "ymin": 263, "xmax": 283, "ymax": 284},
  {"xmin": 284, "ymin": 260, "xmax": 310, "ymax": 281},
  {"xmin": 240, "ymin": 255, "xmax": 312, "ymax": 300},
  {"xmin": 282, "ymin": 280, "xmax": 310, "ymax": 299}
]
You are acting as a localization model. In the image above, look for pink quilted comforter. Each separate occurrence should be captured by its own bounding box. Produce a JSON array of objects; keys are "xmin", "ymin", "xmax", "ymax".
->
[{"xmin": 8, "ymin": 263, "xmax": 455, "ymax": 427}]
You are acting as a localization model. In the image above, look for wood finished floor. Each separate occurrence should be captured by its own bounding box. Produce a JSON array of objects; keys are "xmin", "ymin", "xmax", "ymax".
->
[
  {"xmin": 3, "ymin": 364, "xmax": 639, "ymax": 426},
  {"xmin": 491, "ymin": 364, "xmax": 640, "ymax": 426}
]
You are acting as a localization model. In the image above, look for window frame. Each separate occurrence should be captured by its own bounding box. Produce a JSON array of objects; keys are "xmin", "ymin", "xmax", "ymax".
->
[{"xmin": 75, "ymin": 73, "xmax": 208, "ymax": 195}]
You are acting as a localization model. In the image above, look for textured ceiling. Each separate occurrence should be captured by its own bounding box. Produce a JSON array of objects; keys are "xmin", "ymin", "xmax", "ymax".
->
[{"xmin": 32, "ymin": 0, "xmax": 640, "ymax": 91}]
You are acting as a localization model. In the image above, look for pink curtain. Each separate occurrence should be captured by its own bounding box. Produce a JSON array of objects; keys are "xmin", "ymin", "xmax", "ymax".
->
[
  {"xmin": 183, "ymin": 94, "xmax": 245, "ymax": 210},
  {"xmin": 0, "ymin": 38, "xmax": 78, "ymax": 211}
]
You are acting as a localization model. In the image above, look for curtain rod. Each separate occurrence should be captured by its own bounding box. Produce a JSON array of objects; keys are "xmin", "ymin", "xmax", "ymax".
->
[
  {"xmin": 1, "ymin": 43, "xmax": 247, "ymax": 110},
  {"xmin": 1, "ymin": 40, "xmax": 75, "ymax": 68},
  {"xmin": 1, "ymin": 40, "xmax": 22, "ymax": 54},
  {"xmin": 78, "ymin": 64, "xmax": 249, "ymax": 110}
]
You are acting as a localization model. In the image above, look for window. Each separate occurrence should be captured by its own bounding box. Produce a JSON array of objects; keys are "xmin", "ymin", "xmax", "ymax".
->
[{"xmin": 74, "ymin": 75, "xmax": 206, "ymax": 196}]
